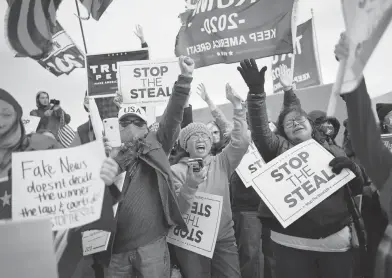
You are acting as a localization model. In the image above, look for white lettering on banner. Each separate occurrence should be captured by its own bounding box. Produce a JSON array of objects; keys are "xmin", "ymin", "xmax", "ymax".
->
[
  {"xmin": 193, "ymin": 0, "xmax": 258, "ymax": 16},
  {"xmin": 250, "ymin": 139, "xmax": 355, "ymax": 228},
  {"xmin": 236, "ymin": 142, "xmax": 265, "ymax": 188},
  {"xmin": 249, "ymin": 29, "xmax": 277, "ymax": 42},
  {"xmin": 271, "ymin": 34, "xmax": 303, "ymax": 66},
  {"xmin": 11, "ymin": 141, "xmax": 107, "ymax": 231},
  {"xmin": 167, "ymin": 192, "xmax": 223, "ymax": 258},
  {"xmin": 118, "ymin": 59, "xmax": 180, "ymax": 105}
]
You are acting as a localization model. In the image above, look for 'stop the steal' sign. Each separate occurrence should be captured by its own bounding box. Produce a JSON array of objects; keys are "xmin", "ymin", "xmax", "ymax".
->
[
  {"xmin": 235, "ymin": 142, "xmax": 265, "ymax": 188},
  {"xmin": 11, "ymin": 141, "xmax": 107, "ymax": 231},
  {"xmin": 251, "ymin": 139, "xmax": 355, "ymax": 228},
  {"xmin": 118, "ymin": 59, "xmax": 180, "ymax": 105},
  {"xmin": 167, "ymin": 192, "xmax": 223, "ymax": 258},
  {"xmin": 175, "ymin": 0, "xmax": 297, "ymax": 68}
]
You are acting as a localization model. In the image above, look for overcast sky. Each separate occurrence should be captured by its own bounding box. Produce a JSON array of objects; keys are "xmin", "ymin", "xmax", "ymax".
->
[{"xmin": 1, "ymin": 0, "xmax": 391, "ymax": 129}]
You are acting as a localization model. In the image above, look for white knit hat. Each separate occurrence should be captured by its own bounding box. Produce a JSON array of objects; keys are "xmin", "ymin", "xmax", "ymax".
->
[{"xmin": 179, "ymin": 122, "xmax": 212, "ymax": 149}]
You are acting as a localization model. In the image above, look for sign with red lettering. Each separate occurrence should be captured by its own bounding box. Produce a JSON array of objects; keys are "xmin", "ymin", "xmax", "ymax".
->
[
  {"xmin": 235, "ymin": 142, "xmax": 265, "ymax": 188},
  {"xmin": 118, "ymin": 59, "xmax": 180, "ymax": 105},
  {"xmin": 271, "ymin": 19, "xmax": 321, "ymax": 94},
  {"xmin": 175, "ymin": 0, "xmax": 297, "ymax": 68},
  {"xmin": 86, "ymin": 48, "xmax": 149, "ymax": 97},
  {"xmin": 11, "ymin": 141, "xmax": 107, "ymax": 230},
  {"xmin": 251, "ymin": 139, "xmax": 355, "ymax": 228},
  {"xmin": 167, "ymin": 192, "xmax": 223, "ymax": 258}
]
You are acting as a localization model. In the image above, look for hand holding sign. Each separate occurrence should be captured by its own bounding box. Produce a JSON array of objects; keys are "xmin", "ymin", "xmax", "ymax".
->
[
  {"xmin": 179, "ymin": 56, "xmax": 195, "ymax": 77},
  {"xmin": 334, "ymin": 33, "xmax": 350, "ymax": 62}
]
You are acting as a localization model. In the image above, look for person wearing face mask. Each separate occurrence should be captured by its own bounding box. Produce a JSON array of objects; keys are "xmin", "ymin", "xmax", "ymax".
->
[
  {"xmin": 30, "ymin": 91, "xmax": 71, "ymax": 140},
  {"xmin": 308, "ymin": 110, "xmax": 341, "ymax": 147},
  {"xmin": 376, "ymin": 103, "xmax": 392, "ymax": 134},
  {"xmin": 239, "ymin": 58, "xmax": 366, "ymax": 278},
  {"xmin": 170, "ymin": 86, "xmax": 250, "ymax": 278}
]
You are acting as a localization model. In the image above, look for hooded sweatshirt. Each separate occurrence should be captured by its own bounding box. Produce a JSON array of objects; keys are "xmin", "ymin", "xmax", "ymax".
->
[
  {"xmin": 30, "ymin": 92, "xmax": 71, "ymax": 138},
  {"xmin": 171, "ymin": 108, "xmax": 250, "ymax": 240}
]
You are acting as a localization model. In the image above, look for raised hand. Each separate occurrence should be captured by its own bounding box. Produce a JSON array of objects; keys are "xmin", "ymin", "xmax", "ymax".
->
[
  {"xmin": 196, "ymin": 83, "xmax": 209, "ymax": 102},
  {"xmin": 179, "ymin": 56, "xmax": 195, "ymax": 77},
  {"xmin": 279, "ymin": 64, "xmax": 293, "ymax": 90},
  {"xmin": 186, "ymin": 164, "xmax": 207, "ymax": 189},
  {"xmin": 334, "ymin": 32, "xmax": 349, "ymax": 61},
  {"xmin": 134, "ymin": 24, "xmax": 145, "ymax": 43},
  {"xmin": 225, "ymin": 83, "xmax": 243, "ymax": 107},
  {"xmin": 237, "ymin": 59, "xmax": 267, "ymax": 93}
]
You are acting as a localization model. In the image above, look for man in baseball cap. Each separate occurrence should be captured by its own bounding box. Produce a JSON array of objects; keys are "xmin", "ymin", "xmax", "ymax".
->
[{"xmin": 117, "ymin": 104, "xmax": 149, "ymax": 143}]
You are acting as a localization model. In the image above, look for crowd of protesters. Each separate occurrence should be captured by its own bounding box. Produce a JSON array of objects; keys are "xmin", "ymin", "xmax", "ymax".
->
[{"xmin": 1, "ymin": 23, "xmax": 392, "ymax": 278}]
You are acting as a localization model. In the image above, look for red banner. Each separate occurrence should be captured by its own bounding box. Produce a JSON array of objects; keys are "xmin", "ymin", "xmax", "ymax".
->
[
  {"xmin": 175, "ymin": 0, "xmax": 296, "ymax": 68},
  {"xmin": 271, "ymin": 19, "xmax": 321, "ymax": 94}
]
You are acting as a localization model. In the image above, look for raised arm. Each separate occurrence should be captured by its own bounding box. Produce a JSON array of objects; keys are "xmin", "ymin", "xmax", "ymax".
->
[
  {"xmin": 219, "ymin": 87, "xmax": 250, "ymax": 175},
  {"xmin": 239, "ymin": 59, "xmax": 289, "ymax": 162},
  {"xmin": 156, "ymin": 57, "xmax": 194, "ymax": 154}
]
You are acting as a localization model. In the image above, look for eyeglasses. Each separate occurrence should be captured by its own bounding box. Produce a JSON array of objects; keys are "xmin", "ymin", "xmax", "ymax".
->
[
  {"xmin": 285, "ymin": 115, "xmax": 307, "ymax": 128},
  {"xmin": 119, "ymin": 119, "xmax": 146, "ymax": 128},
  {"xmin": 189, "ymin": 133, "xmax": 210, "ymax": 141}
]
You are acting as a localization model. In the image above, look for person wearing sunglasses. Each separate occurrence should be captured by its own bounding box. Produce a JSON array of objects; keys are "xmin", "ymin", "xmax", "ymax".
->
[
  {"xmin": 101, "ymin": 56, "xmax": 195, "ymax": 278},
  {"xmin": 239, "ymin": 57, "xmax": 366, "ymax": 278}
]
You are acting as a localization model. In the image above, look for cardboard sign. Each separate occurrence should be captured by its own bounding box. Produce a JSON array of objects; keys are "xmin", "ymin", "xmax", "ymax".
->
[
  {"xmin": 251, "ymin": 139, "xmax": 355, "ymax": 228},
  {"xmin": 167, "ymin": 192, "xmax": 223, "ymax": 258},
  {"xmin": 271, "ymin": 19, "xmax": 321, "ymax": 95},
  {"xmin": 86, "ymin": 49, "xmax": 149, "ymax": 97},
  {"xmin": 22, "ymin": 115, "xmax": 41, "ymax": 134},
  {"xmin": 175, "ymin": 0, "xmax": 297, "ymax": 68},
  {"xmin": 11, "ymin": 141, "xmax": 107, "ymax": 230},
  {"xmin": 236, "ymin": 142, "xmax": 265, "ymax": 188},
  {"xmin": 118, "ymin": 59, "xmax": 180, "ymax": 105},
  {"xmin": 381, "ymin": 134, "xmax": 392, "ymax": 152},
  {"xmin": 339, "ymin": 0, "xmax": 392, "ymax": 93},
  {"xmin": 0, "ymin": 219, "xmax": 58, "ymax": 278}
]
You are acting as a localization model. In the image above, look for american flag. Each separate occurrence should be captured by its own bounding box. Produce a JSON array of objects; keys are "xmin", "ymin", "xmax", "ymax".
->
[{"xmin": 6, "ymin": 0, "xmax": 63, "ymax": 59}]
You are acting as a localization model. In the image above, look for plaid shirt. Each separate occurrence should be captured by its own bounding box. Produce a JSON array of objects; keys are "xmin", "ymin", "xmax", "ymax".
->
[
  {"xmin": 374, "ymin": 224, "xmax": 392, "ymax": 278},
  {"xmin": 94, "ymin": 97, "xmax": 119, "ymax": 119}
]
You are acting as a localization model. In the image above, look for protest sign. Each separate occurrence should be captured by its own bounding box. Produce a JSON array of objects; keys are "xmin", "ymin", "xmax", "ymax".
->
[
  {"xmin": 16, "ymin": 22, "xmax": 85, "ymax": 77},
  {"xmin": 118, "ymin": 59, "xmax": 180, "ymax": 105},
  {"xmin": 339, "ymin": 0, "xmax": 392, "ymax": 94},
  {"xmin": 167, "ymin": 192, "xmax": 223, "ymax": 258},
  {"xmin": 22, "ymin": 115, "xmax": 41, "ymax": 134},
  {"xmin": 0, "ymin": 219, "xmax": 58, "ymax": 278},
  {"xmin": 236, "ymin": 142, "xmax": 265, "ymax": 188},
  {"xmin": 11, "ymin": 141, "xmax": 106, "ymax": 230},
  {"xmin": 87, "ymin": 49, "xmax": 149, "ymax": 97},
  {"xmin": 251, "ymin": 139, "xmax": 355, "ymax": 228},
  {"xmin": 272, "ymin": 19, "xmax": 321, "ymax": 94},
  {"xmin": 175, "ymin": 0, "xmax": 297, "ymax": 68},
  {"xmin": 381, "ymin": 134, "xmax": 392, "ymax": 152}
]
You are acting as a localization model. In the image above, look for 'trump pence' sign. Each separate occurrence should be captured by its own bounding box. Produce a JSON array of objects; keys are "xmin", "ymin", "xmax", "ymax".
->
[
  {"xmin": 11, "ymin": 141, "xmax": 107, "ymax": 230},
  {"xmin": 167, "ymin": 192, "xmax": 223, "ymax": 258},
  {"xmin": 118, "ymin": 59, "xmax": 180, "ymax": 105},
  {"xmin": 252, "ymin": 139, "xmax": 355, "ymax": 228},
  {"xmin": 236, "ymin": 142, "xmax": 265, "ymax": 188}
]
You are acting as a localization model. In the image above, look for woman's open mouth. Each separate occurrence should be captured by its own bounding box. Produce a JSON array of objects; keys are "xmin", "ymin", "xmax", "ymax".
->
[{"xmin": 196, "ymin": 144, "xmax": 206, "ymax": 152}]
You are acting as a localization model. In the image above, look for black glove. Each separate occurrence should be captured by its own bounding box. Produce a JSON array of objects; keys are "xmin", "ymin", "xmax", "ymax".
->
[
  {"xmin": 237, "ymin": 59, "xmax": 267, "ymax": 93},
  {"xmin": 329, "ymin": 156, "xmax": 364, "ymax": 193}
]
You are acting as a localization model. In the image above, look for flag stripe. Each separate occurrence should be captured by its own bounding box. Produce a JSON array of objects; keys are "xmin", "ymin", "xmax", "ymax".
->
[
  {"xmin": 33, "ymin": 0, "xmax": 51, "ymax": 40},
  {"xmin": 28, "ymin": 0, "xmax": 51, "ymax": 52}
]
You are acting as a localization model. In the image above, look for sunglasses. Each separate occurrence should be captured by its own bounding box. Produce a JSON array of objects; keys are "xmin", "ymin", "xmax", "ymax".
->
[
  {"xmin": 119, "ymin": 119, "xmax": 146, "ymax": 128},
  {"xmin": 285, "ymin": 115, "xmax": 307, "ymax": 128}
]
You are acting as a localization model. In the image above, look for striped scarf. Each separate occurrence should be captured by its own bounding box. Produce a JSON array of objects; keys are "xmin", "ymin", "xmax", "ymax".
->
[
  {"xmin": 6, "ymin": 0, "xmax": 63, "ymax": 59},
  {"xmin": 374, "ymin": 224, "xmax": 392, "ymax": 278}
]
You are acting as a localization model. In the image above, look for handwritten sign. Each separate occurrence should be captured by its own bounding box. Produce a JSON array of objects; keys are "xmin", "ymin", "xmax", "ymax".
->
[
  {"xmin": 251, "ymin": 139, "xmax": 355, "ymax": 228},
  {"xmin": 118, "ymin": 59, "xmax": 180, "ymax": 105},
  {"xmin": 167, "ymin": 192, "xmax": 223, "ymax": 258},
  {"xmin": 236, "ymin": 142, "xmax": 265, "ymax": 188},
  {"xmin": 0, "ymin": 219, "xmax": 58, "ymax": 278},
  {"xmin": 11, "ymin": 141, "xmax": 106, "ymax": 230},
  {"xmin": 339, "ymin": 0, "xmax": 392, "ymax": 93},
  {"xmin": 22, "ymin": 115, "xmax": 41, "ymax": 134}
]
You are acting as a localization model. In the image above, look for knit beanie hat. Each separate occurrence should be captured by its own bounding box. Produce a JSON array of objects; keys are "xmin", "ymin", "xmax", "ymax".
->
[
  {"xmin": 179, "ymin": 122, "xmax": 212, "ymax": 149},
  {"xmin": 0, "ymin": 88, "xmax": 23, "ymax": 120},
  {"xmin": 376, "ymin": 103, "xmax": 392, "ymax": 122}
]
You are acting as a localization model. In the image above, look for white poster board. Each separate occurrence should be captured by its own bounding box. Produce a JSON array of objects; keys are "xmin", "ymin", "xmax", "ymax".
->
[
  {"xmin": 22, "ymin": 115, "xmax": 41, "ymax": 134},
  {"xmin": 236, "ymin": 142, "xmax": 265, "ymax": 188},
  {"xmin": 251, "ymin": 139, "xmax": 355, "ymax": 228},
  {"xmin": 0, "ymin": 219, "xmax": 58, "ymax": 278},
  {"xmin": 11, "ymin": 141, "xmax": 107, "ymax": 230},
  {"xmin": 118, "ymin": 59, "xmax": 180, "ymax": 105},
  {"xmin": 167, "ymin": 192, "xmax": 223, "ymax": 258},
  {"xmin": 339, "ymin": 0, "xmax": 392, "ymax": 93}
]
